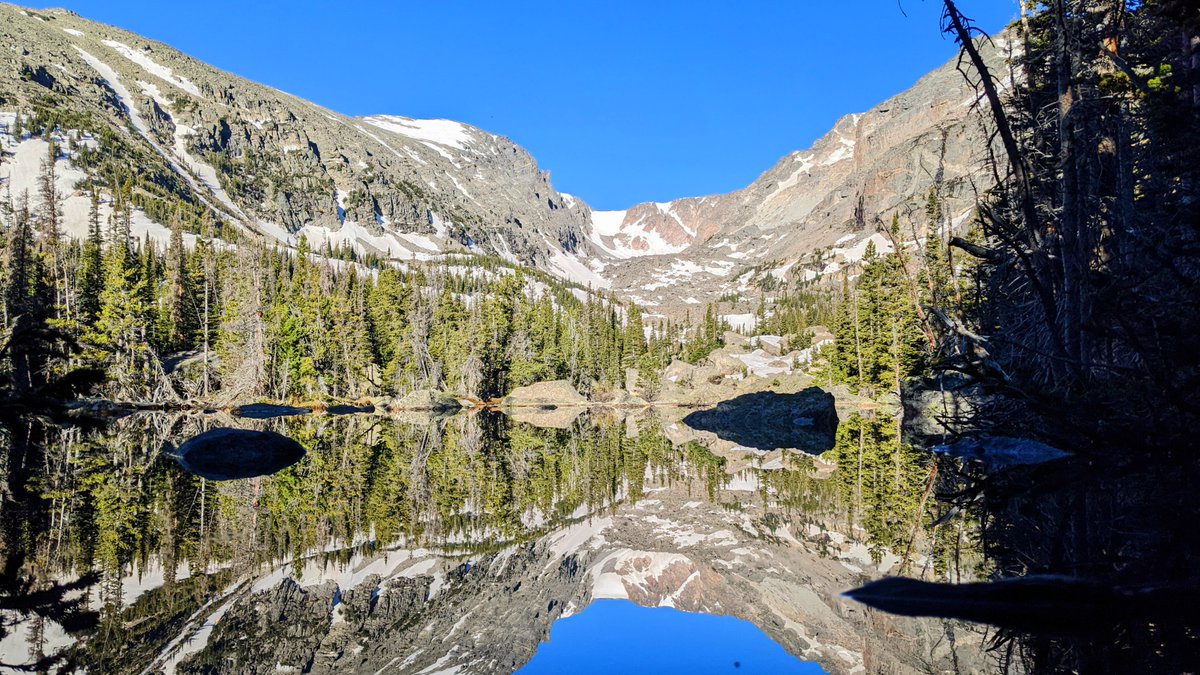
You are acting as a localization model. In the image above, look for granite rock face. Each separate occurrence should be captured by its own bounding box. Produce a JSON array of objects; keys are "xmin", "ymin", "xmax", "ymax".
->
[{"xmin": 589, "ymin": 35, "xmax": 1017, "ymax": 312}]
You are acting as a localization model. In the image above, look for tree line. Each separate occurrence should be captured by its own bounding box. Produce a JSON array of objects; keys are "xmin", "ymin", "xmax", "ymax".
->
[{"xmin": 0, "ymin": 138, "xmax": 727, "ymax": 406}]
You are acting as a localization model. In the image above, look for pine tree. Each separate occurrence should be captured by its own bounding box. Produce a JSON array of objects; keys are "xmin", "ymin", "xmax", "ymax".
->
[
  {"xmin": 89, "ymin": 197, "xmax": 149, "ymax": 398},
  {"xmin": 78, "ymin": 187, "xmax": 104, "ymax": 326}
]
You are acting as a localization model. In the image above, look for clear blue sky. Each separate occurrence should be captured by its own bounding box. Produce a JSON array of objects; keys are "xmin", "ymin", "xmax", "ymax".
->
[
  {"xmin": 518, "ymin": 599, "xmax": 825, "ymax": 674},
  {"xmin": 52, "ymin": 0, "xmax": 1018, "ymax": 210}
]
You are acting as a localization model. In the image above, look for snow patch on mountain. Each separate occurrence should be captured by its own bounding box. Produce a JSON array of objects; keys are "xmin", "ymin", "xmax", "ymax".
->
[
  {"xmin": 363, "ymin": 115, "xmax": 476, "ymax": 154},
  {"xmin": 547, "ymin": 247, "xmax": 610, "ymax": 289},
  {"xmin": 590, "ymin": 549, "xmax": 694, "ymax": 605},
  {"xmin": 832, "ymin": 232, "xmax": 893, "ymax": 264},
  {"xmin": 102, "ymin": 39, "xmax": 201, "ymax": 97},
  {"xmin": 587, "ymin": 208, "xmax": 690, "ymax": 258}
]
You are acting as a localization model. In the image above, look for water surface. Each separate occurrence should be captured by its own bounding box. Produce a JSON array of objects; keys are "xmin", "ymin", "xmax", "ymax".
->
[{"xmin": 0, "ymin": 407, "xmax": 985, "ymax": 673}]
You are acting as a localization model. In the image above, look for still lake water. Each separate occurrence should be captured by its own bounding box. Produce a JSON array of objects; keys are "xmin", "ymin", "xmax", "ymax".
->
[{"xmin": 0, "ymin": 406, "xmax": 989, "ymax": 674}]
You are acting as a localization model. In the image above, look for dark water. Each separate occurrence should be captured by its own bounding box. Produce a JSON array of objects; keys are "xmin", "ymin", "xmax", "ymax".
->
[{"xmin": 0, "ymin": 406, "xmax": 994, "ymax": 673}]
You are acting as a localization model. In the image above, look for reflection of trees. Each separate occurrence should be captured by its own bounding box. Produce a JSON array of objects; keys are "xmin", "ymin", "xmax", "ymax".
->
[
  {"xmin": 826, "ymin": 414, "xmax": 933, "ymax": 565},
  {"xmin": 6, "ymin": 411, "xmax": 743, "ymax": 669},
  {"xmin": 1, "ymin": 418, "xmax": 100, "ymax": 672}
]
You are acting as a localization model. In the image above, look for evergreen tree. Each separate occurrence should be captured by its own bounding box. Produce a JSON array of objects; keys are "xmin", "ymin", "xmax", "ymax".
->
[{"xmin": 78, "ymin": 187, "xmax": 104, "ymax": 326}]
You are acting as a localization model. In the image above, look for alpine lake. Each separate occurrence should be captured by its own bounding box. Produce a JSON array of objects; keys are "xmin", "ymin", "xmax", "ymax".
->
[{"xmin": 4, "ymin": 396, "xmax": 1192, "ymax": 674}]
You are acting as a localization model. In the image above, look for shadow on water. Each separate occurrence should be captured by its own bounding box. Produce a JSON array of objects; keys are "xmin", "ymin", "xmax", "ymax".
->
[
  {"xmin": 847, "ymin": 447, "xmax": 1200, "ymax": 673},
  {"xmin": 681, "ymin": 388, "xmax": 838, "ymax": 453}
]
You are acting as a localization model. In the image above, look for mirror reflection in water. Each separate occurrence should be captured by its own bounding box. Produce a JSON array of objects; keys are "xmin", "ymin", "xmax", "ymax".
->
[{"xmin": 0, "ymin": 407, "xmax": 989, "ymax": 674}]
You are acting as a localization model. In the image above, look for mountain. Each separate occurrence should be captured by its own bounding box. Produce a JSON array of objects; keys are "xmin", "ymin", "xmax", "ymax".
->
[
  {"xmin": 0, "ymin": 4, "xmax": 604, "ymax": 285},
  {"xmin": 588, "ymin": 37, "xmax": 1016, "ymax": 314},
  {"xmin": 0, "ymin": 3, "xmax": 1011, "ymax": 314}
]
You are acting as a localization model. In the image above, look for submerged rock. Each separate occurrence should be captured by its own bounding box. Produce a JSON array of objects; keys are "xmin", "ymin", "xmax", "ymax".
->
[
  {"xmin": 170, "ymin": 428, "xmax": 306, "ymax": 480},
  {"xmin": 933, "ymin": 436, "xmax": 1071, "ymax": 470}
]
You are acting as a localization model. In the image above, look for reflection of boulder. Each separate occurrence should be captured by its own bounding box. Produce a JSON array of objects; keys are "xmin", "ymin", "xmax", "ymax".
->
[
  {"xmin": 505, "ymin": 405, "xmax": 585, "ymax": 430},
  {"xmin": 234, "ymin": 403, "xmax": 311, "ymax": 419},
  {"xmin": 326, "ymin": 403, "xmax": 375, "ymax": 415},
  {"xmin": 682, "ymin": 388, "xmax": 838, "ymax": 453},
  {"xmin": 170, "ymin": 428, "xmax": 306, "ymax": 480},
  {"xmin": 605, "ymin": 390, "xmax": 648, "ymax": 407},
  {"xmin": 502, "ymin": 380, "xmax": 587, "ymax": 407}
]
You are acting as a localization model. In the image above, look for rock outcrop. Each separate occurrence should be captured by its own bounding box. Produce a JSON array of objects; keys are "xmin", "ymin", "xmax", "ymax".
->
[
  {"xmin": 392, "ymin": 388, "xmax": 466, "ymax": 413},
  {"xmin": 501, "ymin": 380, "xmax": 587, "ymax": 407}
]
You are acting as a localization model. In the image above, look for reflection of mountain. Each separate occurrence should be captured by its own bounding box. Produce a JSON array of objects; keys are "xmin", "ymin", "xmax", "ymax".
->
[{"xmin": 0, "ymin": 411, "xmax": 990, "ymax": 674}]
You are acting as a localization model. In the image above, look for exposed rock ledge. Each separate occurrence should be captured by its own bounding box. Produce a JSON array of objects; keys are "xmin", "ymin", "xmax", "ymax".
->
[{"xmin": 501, "ymin": 380, "xmax": 588, "ymax": 408}]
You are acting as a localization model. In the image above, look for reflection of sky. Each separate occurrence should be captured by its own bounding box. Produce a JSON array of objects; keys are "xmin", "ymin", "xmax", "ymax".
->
[{"xmin": 518, "ymin": 600, "xmax": 825, "ymax": 675}]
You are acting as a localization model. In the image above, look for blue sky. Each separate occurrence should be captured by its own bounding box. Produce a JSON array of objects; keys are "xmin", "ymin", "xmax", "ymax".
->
[{"xmin": 53, "ymin": 1, "xmax": 1018, "ymax": 210}]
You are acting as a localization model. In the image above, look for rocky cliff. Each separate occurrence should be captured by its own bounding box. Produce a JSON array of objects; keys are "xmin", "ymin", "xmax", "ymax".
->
[{"xmin": 592, "ymin": 35, "xmax": 1017, "ymax": 312}]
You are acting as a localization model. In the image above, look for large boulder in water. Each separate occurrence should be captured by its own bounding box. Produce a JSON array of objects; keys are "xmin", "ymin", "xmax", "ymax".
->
[
  {"xmin": 501, "ymin": 380, "xmax": 586, "ymax": 408},
  {"xmin": 171, "ymin": 428, "xmax": 306, "ymax": 480}
]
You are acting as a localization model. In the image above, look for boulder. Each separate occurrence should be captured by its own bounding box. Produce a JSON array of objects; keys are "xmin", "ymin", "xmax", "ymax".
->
[
  {"xmin": 707, "ymin": 350, "xmax": 749, "ymax": 377},
  {"xmin": 750, "ymin": 335, "xmax": 786, "ymax": 356},
  {"xmin": 723, "ymin": 330, "xmax": 750, "ymax": 347},
  {"xmin": 502, "ymin": 380, "xmax": 587, "ymax": 407},
  {"xmin": 664, "ymin": 359, "xmax": 696, "ymax": 386},
  {"xmin": 392, "ymin": 389, "xmax": 465, "ymax": 413},
  {"xmin": 808, "ymin": 325, "xmax": 834, "ymax": 344},
  {"xmin": 604, "ymin": 389, "xmax": 648, "ymax": 408}
]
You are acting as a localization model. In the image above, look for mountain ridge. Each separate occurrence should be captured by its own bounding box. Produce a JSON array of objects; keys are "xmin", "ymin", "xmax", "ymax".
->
[{"xmin": 0, "ymin": 3, "xmax": 1009, "ymax": 313}]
